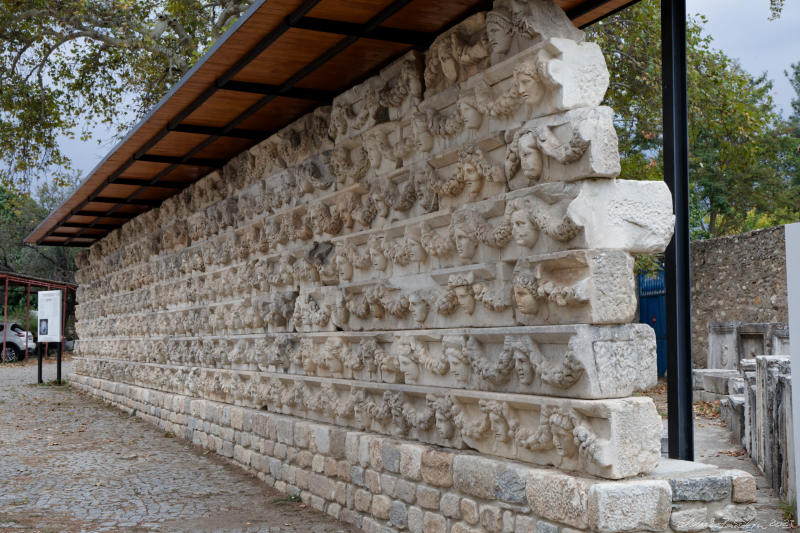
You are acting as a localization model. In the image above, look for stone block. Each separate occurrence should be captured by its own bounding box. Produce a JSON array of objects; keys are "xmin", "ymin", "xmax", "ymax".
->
[
  {"xmin": 421, "ymin": 450, "xmax": 453, "ymax": 487},
  {"xmin": 372, "ymin": 495, "xmax": 392, "ymax": 520},
  {"xmin": 355, "ymin": 489, "xmax": 373, "ymax": 512},
  {"xmin": 396, "ymin": 479, "xmax": 417, "ymax": 504},
  {"xmin": 479, "ymin": 504, "xmax": 502, "ymax": 532},
  {"xmin": 389, "ymin": 500, "xmax": 408, "ymax": 529},
  {"xmin": 408, "ymin": 506, "xmax": 424, "ymax": 533},
  {"xmin": 669, "ymin": 507, "xmax": 708, "ymax": 532},
  {"xmin": 526, "ymin": 471, "xmax": 590, "ymax": 529},
  {"xmin": 669, "ymin": 475, "xmax": 731, "ymax": 502},
  {"xmin": 453, "ymin": 455, "xmax": 502, "ymax": 500},
  {"xmin": 382, "ymin": 442, "xmax": 401, "ymax": 473},
  {"xmin": 440, "ymin": 492, "xmax": 461, "ymax": 519},
  {"xmin": 399, "ymin": 444, "xmax": 424, "ymax": 481},
  {"xmin": 422, "ymin": 512, "xmax": 447, "ymax": 533},
  {"xmin": 365, "ymin": 469, "xmax": 382, "ymax": 494},
  {"xmin": 588, "ymin": 480, "xmax": 671, "ymax": 532},
  {"xmin": 416, "ymin": 486, "xmax": 440, "ymax": 510},
  {"xmin": 460, "ymin": 498, "xmax": 478, "ymax": 525},
  {"xmin": 729, "ymin": 470, "xmax": 757, "ymax": 503}
]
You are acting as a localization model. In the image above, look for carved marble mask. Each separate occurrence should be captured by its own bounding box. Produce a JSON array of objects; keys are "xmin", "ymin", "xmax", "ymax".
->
[
  {"xmin": 513, "ymin": 349, "xmax": 535, "ymax": 385},
  {"xmin": 397, "ymin": 346, "xmax": 419, "ymax": 383},
  {"xmin": 336, "ymin": 254, "xmax": 354, "ymax": 281},
  {"xmin": 453, "ymin": 227, "xmax": 478, "ymax": 259},
  {"xmin": 435, "ymin": 410, "xmax": 455, "ymax": 439},
  {"xmin": 370, "ymin": 246, "xmax": 388, "ymax": 271},
  {"xmin": 516, "ymin": 70, "xmax": 545, "ymax": 105},
  {"xmin": 486, "ymin": 15, "xmax": 513, "ymax": 62},
  {"xmin": 489, "ymin": 411, "xmax": 511, "ymax": 442},
  {"xmin": 552, "ymin": 423, "xmax": 578, "ymax": 458},
  {"xmin": 446, "ymin": 346, "xmax": 470, "ymax": 384},
  {"xmin": 408, "ymin": 294, "xmax": 429, "ymax": 323},
  {"xmin": 462, "ymin": 162, "xmax": 483, "ymax": 200},
  {"xmin": 510, "ymin": 209, "xmax": 540, "ymax": 248},
  {"xmin": 459, "ymin": 101, "xmax": 483, "ymax": 130},
  {"xmin": 518, "ymin": 131, "xmax": 543, "ymax": 181},
  {"xmin": 454, "ymin": 285, "xmax": 476, "ymax": 315},
  {"xmin": 437, "ymin": 47, "xmax": 458, "ymax": 83},
  {"xmin": 513, "ymin": 284, "xmax": 539, "ymax": 314}
]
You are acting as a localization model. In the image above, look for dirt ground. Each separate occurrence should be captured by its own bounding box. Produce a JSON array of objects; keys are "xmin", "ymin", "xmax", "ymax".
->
[{"xmin": 0, "ymin": 359, "xmax": 356, "ymax": 533}]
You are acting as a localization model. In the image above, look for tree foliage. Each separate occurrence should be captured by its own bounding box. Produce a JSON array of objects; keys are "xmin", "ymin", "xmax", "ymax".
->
[
  {"xmin": 588, "ymin": 0, "xmax": 800, "ymax": 240},
  {"xmin": 0, "ymin": 181, "xmax": 77, "ymax": 282},
  {"xmin": 0, "ymin": 0, "xmax": 253, "ymax": 191}
]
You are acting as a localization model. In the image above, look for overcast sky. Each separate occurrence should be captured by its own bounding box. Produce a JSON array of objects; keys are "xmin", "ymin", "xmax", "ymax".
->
[{"xmin": 59, "ymin": 1, "xmax": 800, "ymax": 180}]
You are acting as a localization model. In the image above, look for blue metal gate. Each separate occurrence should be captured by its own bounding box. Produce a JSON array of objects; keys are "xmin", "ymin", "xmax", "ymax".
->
[{"xmin": 639, "ymin": 270, "xmax": 667, "ymax": 377}]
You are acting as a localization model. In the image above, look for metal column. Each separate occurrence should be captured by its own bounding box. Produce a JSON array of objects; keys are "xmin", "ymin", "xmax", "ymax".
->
[
  {"xmin": 662, "ymin": 0, "xmax": 694, "ymax": 460},
  {"xmin": 2, "ymin": 277, "xmax": 7, "ymax": 362}
]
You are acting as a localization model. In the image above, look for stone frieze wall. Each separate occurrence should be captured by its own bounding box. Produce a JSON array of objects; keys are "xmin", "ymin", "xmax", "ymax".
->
[{"xmin": 72, "ymin": 0, "xmax": 676, "ymax": 482}]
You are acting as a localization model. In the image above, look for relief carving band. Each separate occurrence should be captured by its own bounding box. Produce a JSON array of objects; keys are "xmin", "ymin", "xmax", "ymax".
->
[
  {"xmin": 71, "ymin": 0, "xmax": 669, "ymax": 482},
  {"xmin": 512, "ymin": 250, "xmax": 636, "ymax": 325}
]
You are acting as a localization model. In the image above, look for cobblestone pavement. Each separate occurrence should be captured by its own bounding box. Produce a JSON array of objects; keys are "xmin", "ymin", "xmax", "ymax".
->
[{"xmin": 0, "ymin": 361, "xmax": 356, "ymax": 533}]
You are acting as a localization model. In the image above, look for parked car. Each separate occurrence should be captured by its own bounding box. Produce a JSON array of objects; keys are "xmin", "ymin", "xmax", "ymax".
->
[{"xmin": 0, "ymin": 323, "xmax": 35, "ymax": 362}]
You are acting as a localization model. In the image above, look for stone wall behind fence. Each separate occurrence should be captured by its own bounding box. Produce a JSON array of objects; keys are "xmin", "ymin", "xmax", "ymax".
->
[
  {"xmin": 70, "ymin": 0, "xmax": 757, "ymax": 529},
  {"xmin": 691, "ymin": 226, "xmax": 788, "ymax": 368}
]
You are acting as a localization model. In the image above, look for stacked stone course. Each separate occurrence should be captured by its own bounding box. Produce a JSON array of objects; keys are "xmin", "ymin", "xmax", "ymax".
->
[{"xmin": 71, "ymin": 0, "xmax": 756, "ymax": 529}]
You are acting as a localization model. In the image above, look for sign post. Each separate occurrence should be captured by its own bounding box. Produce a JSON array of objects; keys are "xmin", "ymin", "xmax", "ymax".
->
[
  {"xmin": 783, "ymin": 223, "xmax": 800, "ymax": 510},
  {"xmin": 37, "ymin": 290, "xmax": 63, "ymax": 384}
]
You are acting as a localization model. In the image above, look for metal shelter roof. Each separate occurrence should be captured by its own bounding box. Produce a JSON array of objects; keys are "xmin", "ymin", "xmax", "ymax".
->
[{"xmin": 26, "ymin": 0, "xmax": 638, "ymax": 247}]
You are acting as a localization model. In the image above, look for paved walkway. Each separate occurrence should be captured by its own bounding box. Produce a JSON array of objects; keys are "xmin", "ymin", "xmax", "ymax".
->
[{"xmin": 0, "ymin": 361, "xmax": 355, "ymax": 533}]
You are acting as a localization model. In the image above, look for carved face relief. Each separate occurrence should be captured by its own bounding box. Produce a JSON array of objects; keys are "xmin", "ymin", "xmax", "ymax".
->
[
  {"xmin": 552, "ymin": 423, "xmax": 578, "ymax": 458},
  {"xmin": 445, "ymin": 346, "xmax": 470, "ymax": 385},
  {"xmin": 513, "ymin": 284, "xmax": 539, "ymax": 315},
  {"xmin": 518, "ymin": 131, "xmax": 543, "ymax": 181},
  {"xmin": 489, "ymin": 411, "xmax": 511, "ymax": 442},
  {"xmin": 413, "ymin": 113, "xmax": 435, "ymax": 152},
  {"xmin": 515, "ymin": 69, "xmax": 545, "ymax": 105},
  {"xmin": 407, "ymin": 238, "xmax": 427, "ymax": 263},
  {"xmin": 437, "ymin": 46, "xmax": 458, "ymax": 83},
  {"xmin": 453, "ymin": 226, "xmax": 477, "ymax": 259},
  {"xmin": 396, "ymin": 341, "xmax": 419, "ymax": 383},
  {"xmin": 510, "ymin": 209, "xmax": 540, "ymax": 248},
  {"xmin": 462, "ymin": 162, "xmax": 483, "ymax": 200},
  {"xmin": 435, "ymin": 410, "xmax": 455, "ymax": 439},
  {"xmin": 458, "ymin": 101, "xmax": 483, "ymax": 130},
  {"xmin": 408, "ymin": 293, "xmax": 429, "ymax": 323},
  {"xmin": 454, "ymin": 285, "xmax": 475, "ymax": 315},
  {"xmin": 486, "ymin": 13, "xmax": 513, "ymax": 62},
  {"xmin": 370, "ymin": 245, "xmax": 388, "ymax": 271},
  {"xmin": 336, "ymin": 253, "xmax": 353, "ymax": 281},
  {"xmin": 513, "ymin": 349, "xmax": 535, "ymax": 385}
]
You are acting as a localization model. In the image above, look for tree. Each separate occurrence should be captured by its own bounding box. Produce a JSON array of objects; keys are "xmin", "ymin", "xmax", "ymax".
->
[
  {"xmin": 0, "ymin": 181, "xmax": 77, "ymax": 282},
  {"xmin": 0, "ymin": 0, "xmax": 254, "ymax": 192},
  {"xmin": 587, "ymin": 1, "xmax": 799, "ymax": 239}
]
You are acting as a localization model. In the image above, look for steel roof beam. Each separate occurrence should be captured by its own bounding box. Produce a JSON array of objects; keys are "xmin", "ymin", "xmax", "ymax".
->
[
  {"xmin": 219, "ymin": 81, "xmax": 337, "ymax": 101},
  {"xmin": 171, "ymin": 124, "xmax": 265, "ymax": 139}
]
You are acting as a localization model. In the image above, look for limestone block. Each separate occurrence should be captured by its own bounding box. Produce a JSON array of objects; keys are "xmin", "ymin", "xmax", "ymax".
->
[
  {"xmin": 467, "ymin": 39, "xmax": 608, "ymax": 129},
  {"xmin": 342, "ymin": 263, "xmax": 513, "ymax": 331},
  {"xmin": 707, "ymin": 322, "xmax": 740, "ymax": 370},
  {"xmin": 506, "ymin": 107, "xmax": 620, "ymax": 190},
  {"xmin": 512, "ymin": 250, "xmax": 636, "ymax": 326},
  {"xmin": 668, "ymin": 507, "xmax": 708, "ymax": 532},
  {"xmin": 587, "ymin": 480, "xmax": 671, "ymax": 532},
  {"xmin": 525, "ymin": 471, "xmax": 590, "ymax": 529},
  {"xmin": 453, "ymin": 390, "xmax": 661, "ymax": 478}
]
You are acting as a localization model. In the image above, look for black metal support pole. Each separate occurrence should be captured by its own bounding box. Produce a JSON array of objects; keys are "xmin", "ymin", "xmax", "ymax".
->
[
  {"xmin": 662, "ymin": 0, "xmax": 694, "ymax": 460},
  {"xmin": 37, "ymin": 343, "xmax": 43, "ymax": 384},
  {"xmin": 57, "ymin": 341, "xmax": 62, "ymax": 385}
]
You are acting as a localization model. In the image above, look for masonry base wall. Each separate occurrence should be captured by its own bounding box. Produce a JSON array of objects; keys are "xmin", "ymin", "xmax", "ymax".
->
[{"xmin": 71, "ymin": 372, "xmax": 757, "ymax": 533}]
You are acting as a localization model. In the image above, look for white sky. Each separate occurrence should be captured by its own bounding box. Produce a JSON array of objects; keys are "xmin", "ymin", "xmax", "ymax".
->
[{"xmin": 58, "ymin": 1, "xmax": 800, "ymax": 179}]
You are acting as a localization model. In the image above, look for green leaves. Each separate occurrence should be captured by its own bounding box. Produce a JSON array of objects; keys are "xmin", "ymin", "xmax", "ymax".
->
[
  {"xmin": 588, "ymin": 0, "xmax": 800, "ymax": 239},
  {"xmin": 0, "ymin": 0, "xmax": 254, "ymax": 193}
]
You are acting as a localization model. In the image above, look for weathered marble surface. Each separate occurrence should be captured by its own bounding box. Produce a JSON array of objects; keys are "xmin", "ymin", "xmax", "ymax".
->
[{"xmin": 71, "ymin": 0, "xmax": 673, "ymax": 483}]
